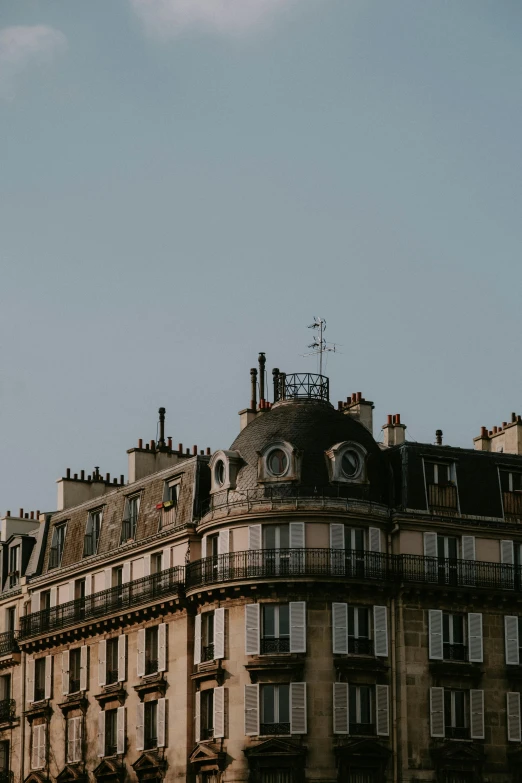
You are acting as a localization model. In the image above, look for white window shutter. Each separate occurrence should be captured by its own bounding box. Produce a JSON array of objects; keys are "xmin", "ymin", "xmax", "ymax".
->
[
  {"xmin": 290, "ymin": 602, "xmax": 306, "ymax": 653},
  {"xmin": 505, "ymin": 616, "xmax": 520, "ymax": 665},
  {"xmin": 97, "ymin": 711, "xmax": 105, "ymax": 757},
  {"xmin": 62, "ymin": 650, "xmax": 70, "ymax": 695},
  {"xmin": 84, "ymin": 575, "xmax": 91, "ymax": 598},
  {"xmin": 31, "ymin": 725, "xmax": 38, "ymax": 769},
  {"xmin": 157, "ymin": 698, "xmax": 167, "ymax": 748},
  {"xmin": 462, "ymin": 536, "xmax": 476, "ymax": 560},
  {"xmin": 244, "ymin": 684, "xmax": 259, "ymax": 736},
  {"xmin": 289, "ymin": 522, "xmax": 305, "ymax": 548},
  {"xmin": 330, "ymin": 523, "xmax": 345, "ymax": 549},
  {"xmin": 31, "ymin": 593, "xmax": 39, "ymax": 614},
  {"xmin": 98, "ymin": 640, "xmax": 107, "ymax": 687},
  {"xmin": 45, "ymin": 655, "xmax": 52, "ymax": 699},
  {"xmin": 248, "ymin": 525, "xmax": 262, "ymax": 550},
  {"xmin": 68, "ymin": 581, "xmax": 75, "ymax": 603},
  {"xmin": 80, "ymin": 645, "xmax": 88, "ymax": 691},
  {"xmin": 333, "ymin": 682, "xmax": 349, "ymax": 734},
  {"xmin": 368, "ymin": 528, "xmax": 381, "ymax": 553},
  {"xmin": 376, "ymin": 684, "xmax": 390, "ymax": 736},
  {"xmin": 218, "ymin": 529, "xmax": 230, "ymax": 555},
  {"xmin": 290, "ymin": 682, "xmax": 307, "ymax": 734},
  {"xmin": 468, "ymin": 613, "xmax": 483, "ymax": 663},
  {"xmin": 332, "ymin": 603, "xmax": 348, "ymax": 655},
  {"xmin": 330, "ymin": 524, "xmax": 345, "ymax": 575},
  {"xmin": 508, "ymin": 692, "xmax": 521, "ymax": 742},
  {"xmin": 428, "ymin": 610, "xmax": 444, "ymax": 660},
  {"xmin": 214, "ymin": 686, "xmax": 225, "ymax": 738},
  {"xmin": 470, "ymin": 689, "xmax": 485, "ymax": 739},
  {"xmin": 50, "ymin": 587, "xmax": 57, "ymax": 608},
  {"xmin": 136, "ymin": 702, "xmax": 145, "ymax": 751},
  {"xmin": 194, "ymin": 614, "xmax": 202, "ymax": 665},
  {"xmin": 137, "ymin": 628, "xmax": 145, "ymax": 677},
  {"xmin": 104, "ymin": 567, "xmax": 112, "ymax": 590},
  {"xmin": 27, "ymin": 658, "xmax": 35, "ymax": 705},
  {"xmin": 373, "ymin": 606, "xmax": 388, "ymax": 657},
  {"xmin": 201, "ymin": 536, "xmax": 207, "ymax": 559},
  {"xmin": 423, "ymin": 532, "xmax": 437, "ymax": 559},
  {"xmin": 118, "ymin": 634, "xmax": 126, "ymax": 682},
  {"xmin": 214, "ymin": 608, "xmax": 225, "ymax": 660},
  {"xmin": 430, "ymin": 687, "xmax": 445, "ymax": 738},
  {"xmin": 163, "ymin": 547, "xmax": 171, "ymax": 570},
  {"xmin": 117, "ymin": 706, "xmax": 126, "ymax": 754},
  {"xmin": 122, "ymin": 562, "xmax": 131, "ymax": 583},
  {"xmin": 245, "ymin": 604, "xmax": 260, "ymax": 656},
  {"xmin": 158, "ymin": 623, "xmax": 167, "ymax": 672},
  {"xmin": 143, "ymin": 555, "xmax": 151, "ymax": 577},
  {"xmin": 195, "ymin": 690, "xmax": 201, "ymax": 743},
  {"xmin": 501, "ymin": 540, "xmax": 515, "ymax": 564}
]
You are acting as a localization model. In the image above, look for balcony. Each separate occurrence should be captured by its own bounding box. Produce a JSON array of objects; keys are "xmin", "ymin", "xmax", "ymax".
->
[
  {"xmin": 144, "ymin": 659, "xmax": 158, "ymax": 676},
  {"xmin": 0, "ymin": 699, "xmax": 15, "ymax": 723},
  {"xmin": 443, "ymin": 644, "xmax": 467, "ymax": 662},
  {"xmin": 261, "ymin": 638, "xmax": 290, "ymax": 655},
  {"xmin": 348, "ymin": 638, "xmax": 374, "ymax": 656},
  {"xmin": 427, "ymin": 484, "xmax": 458, "ymax": 512},
  {"xmin": 0, "ymin": 632, "xmax": 18, "ymax": 657},
  {"xmin": 349, "ymin": 722, "xmax": 376, "ymax": 736},
  {"xmin": 503, "ymin": 491, "xmax": 522, "ymax": 519},
  {"xmin": 260, "ymin": 722, "xmax": 290, "ymax": 736},
  {"xmin": 396, "ymin": 553, "xmax": 515, "ymax": 591},
  {"xmin": 201, "ymin": 644, "xmax": 215, "ymax": 662},
  {"xmin": 19, "ymin": 566, "xmax": 184, "ymax": 640}
]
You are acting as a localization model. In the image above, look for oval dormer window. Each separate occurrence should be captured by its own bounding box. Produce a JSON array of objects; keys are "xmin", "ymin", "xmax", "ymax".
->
[
  {"xmin": 267, "ymin": 448, "xmax": 288, "ymax": 477},
  {"xmin": 341, "ymin": 449, "xmax": 361, "ymax": 479},
  {"xmin": 214, "ymin": 460, "xmax": 226, "ymax": 487}
]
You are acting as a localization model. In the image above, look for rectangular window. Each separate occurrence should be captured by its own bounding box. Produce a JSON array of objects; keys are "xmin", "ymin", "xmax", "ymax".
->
[
  {"xmin": 122, "ymin": 496, "xmax": 140, "ymax": 542},
  {"xmin": 151, "ymin": 553, "xmax": 163, "ymax": 575},
  {"xmin": 200, "ymin": 690, "xmax": 214, "ymax": 740},
  {"xmin": 0, "ymin": 674, "xmax": 11, "ymax": 702},
  {"xmin": 31, "ymin": 724, "xmax": 46, "ymax": 769},
  {"xmin": 105, "ymin": 709, "xmax": 118, "ymax": 756},
  {"xmin": 83, "ymin": 510, "xmax": 102, "ymax": 557},
  {"xmin": 69, "ymin": 648, "xmax": 81, "ymax": 694},
  {"xmin": 349, "ymin": 684, "xmax": 374, "ymax": 735},
  {"xmin": 40, "ymin": 591, "xmax": 51, "ymax": 612},
  {"xmin": 261, "ymin": 605, "xmax": 290, "ymax": 654},
  {"xmin": 501, "ymin": 471, "xmax": 522, "ymax": 493},
  {"xmin": 145, "ymin": 627, "xmax": 159, "ymax": 675},
  {"xmin": 425, "ymin": 462, "xmax": 458, "ymax": 510},
  {"xmin": 34, "ymin": 658, "xmax": 46, "ymax": 702},
  {"xmin": 260, "ymin": 683, "xmax": 290, "ymax": 735},
  {"xmin": 160, "ymin": 481, "xmax": 180, "ymax": 529},
  {"xmin": 5, "ymin": 607, "xmax": 15, "ymax": 634},
  {"xmin": 67, "ymin": 716, "xmax": 82, "ymax": 763},
  {"xmin": 348, "ymin": 607, "xmax": 372, "ymax": 655},
  {"xmin": 443, "ymin": 614, "xmax": 466, "ymax": 661},
  {"xmin": 444, "ymin": 690, "xmax": 468, "ymax": 739},
  {"xmin": 201, "ymin": 612, "xmax": 215, "ymax": 662},
  {"xmin": 106, "ymin": 638, "xmax": 119, "ymax": 685},
  {"xmin": 144, "ymin": 701, "xmax": 158, "ymax": 749},
  {"xmin": 0, "ymin": 741, "xmax": 9, "ymax": 772},
  {"xmin": 49, "ymin": 524, "xmax": 67, "ymax": 569},
  {"xmin": 263, "ymin": 525, "xmax": 289, "ymax": 549},
  {"xmin": 8, "ymin": 546, "xmax": 20, "ymax": 588}
]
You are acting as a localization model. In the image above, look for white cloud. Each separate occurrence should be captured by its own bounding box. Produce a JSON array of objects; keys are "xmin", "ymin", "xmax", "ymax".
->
[
  {"xmin": 129, "ymin": 0, "xmax": 300, "ymax": 37},
  {"xmin": 0, "ymin": 25, "xmax": 67, "ymax": 97}
]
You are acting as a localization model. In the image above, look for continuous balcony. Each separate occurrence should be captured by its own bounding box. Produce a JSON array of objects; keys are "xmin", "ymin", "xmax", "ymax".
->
[
  {"xmin": 0, "ymin": 632, "xmax": 18, "ymax": 657},
  {"xmin": 19, "ymin": 566, "xmax": 184, "ymax": 640}
]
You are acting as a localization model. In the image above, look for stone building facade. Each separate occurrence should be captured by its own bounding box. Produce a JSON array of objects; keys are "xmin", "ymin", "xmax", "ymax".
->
[{"xmin": 0, "ymin": 362, "xmax": 522, "ymax": 783}]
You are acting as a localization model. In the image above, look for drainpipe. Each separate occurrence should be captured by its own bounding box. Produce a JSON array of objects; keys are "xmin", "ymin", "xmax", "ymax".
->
[
  {"xmin": 20, "ymin": 647, "xmax": 26, "ymax": 783},
  {"xmin": 388, "ymin": 523, "xmax": 400, "ymax": 783}
]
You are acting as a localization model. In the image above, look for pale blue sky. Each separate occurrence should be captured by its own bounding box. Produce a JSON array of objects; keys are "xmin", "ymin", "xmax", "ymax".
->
[{"xmin": 1, "ymin": 0, "xmax": 522, "ymax": 514}]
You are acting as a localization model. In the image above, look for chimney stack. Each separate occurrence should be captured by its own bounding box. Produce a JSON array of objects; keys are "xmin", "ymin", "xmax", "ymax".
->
[
  {"xmin": 250, "ymin": 368, "xmax": 258, "ymax": 411},
  {"xmin": 157, "ymin": 407, "xmax": 166, "ymax": 448},
  {"xmin": 435, "ymin": 430, "xmax": 443, "ymax": 446},
  {"xmin": 382, "ymin": 414, "xmax": 407, "ymax": 447},
  {"xmin": 342, "ymin": 393, "xmax": 374, "ymax": 434},
  {"xmin": 258, "ymin": 352, "xmax": 266, "ymax": 407}
]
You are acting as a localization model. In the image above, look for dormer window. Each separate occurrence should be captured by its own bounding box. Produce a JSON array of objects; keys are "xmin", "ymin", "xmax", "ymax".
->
[
  {"xmin": 121, "ymin": 494, "xmax": 140, "ymax": 542},
  {"xmin": 258, "ymin": 442, "xmax": 299, "ymax": 484},
  {"xmin": 159, "ymin": 479, "xmax": 181, "ymax": 529},
  {"xmin": 83, "ymin": 509, "xmax": 102, "ymax": 557},
  {"xmin": 209, "ymin": 450, "xmax": 242, "ymax": 493},
  {"xmin": 8, "ymin": 546, "xmax": 20, "ymax": 589},
  {"xmin": 49, "ymin": 523, "xmax": 67, "ymax": 570},
  {"xmin": 325, "ymin": 442, "xmax": 367, "ymax": 485},
  {"xmin": 424, "ymin": 461, "xmax": 458, "ymax": 511}
]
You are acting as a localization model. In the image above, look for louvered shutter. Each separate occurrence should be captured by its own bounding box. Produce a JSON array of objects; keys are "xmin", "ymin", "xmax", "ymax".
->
[
  {"xmin": 332, "ymin": 603, "xmax": 348, "ymax": 655},
  {"xmin": 84, "ymin": 575, "xmax": 91, "ymax": 598},
  {"xmin": 32, "ymin": 724, "xmax": 43, "ymax": 769},
  {"xmin": 218, "ymin": 529, "xmax": 229, "ymax": 555},
  {"xmin": 508, "ymin": 692, "xmax": 521, "ymax": 742},
  {"xmin": 158, "ymin": 623, "xmax": 167, "ymax": 672},
  {"xmin": 373, "ymin": 606, "xmax": 388, "ymax": 657},
  {"xmin": 137, "ymin": 628, "xmax": 145, "ymax": 677},
  {"xmin": 368, "ymin": 528, "xmax": 381, "ymax": 553},
  {"xmin": 195, "ymin": 690, "xmax": 201, "ymax": 743},
  {"xmin": 136, "ymin": 702, "xmax": 144, "ymax": 751},
  {"xmin": 245, "ymin": 604, "xmax": 260, "ymax": 655},
  {"xmin": 423, "ymin": 533, "xmax": 438, "ymax": 581},
  {"xmin": 330, "ymin": 524, "xmax": 345, "ymax": 575},
  {"xmin": 98, "ymin": 640, "xmax": 107, "ymax": 687},
  {"xmin": 423, "ymin": 532, "xmax": 437, "ymax": 558},
  {"xmin": 201, "ymin": 536, "xmax": 207, "ymax": 559},
  {"xmin": 163, "ymin": 546, "xmax": 171, "ymax": 570},
  {"xmin": 118, "ymin": 634, "xmax": 126, "ymax": 682},
  {"xmin": 194, "ymin": 615, "xmax": 202, "ymax": 665},
  {"xmin": 214, "ymin": 686, "xmax": 225, "ymax": 738},
  {"xmin": 244, "ymin": 684, "xmax": 259, "ymax": 736},
  {"xmin": 31, "ymin": 592, "xmax": 39, "ymax": 614},
  {"xmin": 470, "ymin": 690, "xmax": 485, "ymax": 739},
  {"xmin": 97, "ymin": 711, "xmax": 105, "ymax": 757},
  {"xmin": 80, "ymin": 645, "xmax": 88, "ymax": 691},
  {"xmin": 430, "ymin": 687, "xmax": 445, "ymax": 737},
  {"xmin": 248, "ymin": 525, "xmax": 262, "ymax": 550},
  {"xmin": 122, "ymin": 562, "xmax": 131, "ymax": 583},
  {"xmin": 214, "ymin": 608, "xmax": 225, "ymax": 660},
  {"xmin": 468, "ymin": 613, "xmax": 483, "ymax": 663},
  {"xmin": 462, "ymin": 536, "xmax": 476, "ymax": 560},
  {"xmin": 117, "ymin": 706, "xmax": 125, "ymax": 754},
  {"xmin": 501, "ymin": 541, "xmax": 515, "ymax": 588},
  {"xmin": 290, "ymin": 683, "xmax": 307, "ymax": 734},
  {"xmin": 39, "ymin": 724, "xmax": 47, "ymax": 768},
  {"xmin": 104, "ymin": 567, "xmax": 112, "ymax": 590},
  {"xmin": 26, "ymin": 657, "xmax": 34, "ymax": 705},
  {"xmin": 289, "ymin": 522, "xmax": 305, "ymax": 548},
  {"xmin": 62, "ymin": 650, "xmax": 70, "ymax": 695},
  {"xmin": 376, "ymin": 684, "xmax": 390, "ymax": 736},
  {"xmin": 157, "ymin": 698, "xmax": 167, "ymax": 747},
  {"xmin": 50, "ymin": 587, "xmax": 57, "ymax": 607},
  {"xmin": 290, "ymin": 602, "xmax": 306, "ymax": 653},
  {"xmin": 333, "ymin": 682, "xmax": 349, "ymax": 734},
  {"xmin": 45, "ymin": 655, "xmax": 52, "ymax": 699},
  {"xmin": 143, "ymin": 555, "xmax": 151, "ymax": 577},
  {"xmin": 505, "ymin": 616, "xmax": 520, "ymax": 665},
  {"xmin": 428, "ymin": 610, "xmax": 444, "ymax": 660},
  {"xmin": 68, "ymin": 581, "xmax": 75, "ymax": 603}
]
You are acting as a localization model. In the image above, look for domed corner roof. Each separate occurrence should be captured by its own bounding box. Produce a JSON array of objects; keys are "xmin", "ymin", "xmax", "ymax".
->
[{"xmin": 229, "ymin": 401, "xmax": 386, "ymax": 496}]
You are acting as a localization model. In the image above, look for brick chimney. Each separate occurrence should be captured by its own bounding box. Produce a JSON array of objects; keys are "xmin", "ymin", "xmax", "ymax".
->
[
  {"xmin": 382, "ymin": 414, "xmax": 407, "ymax": 447},
  {"xmin": 341, "ymin": 392, "xmax": 374, "ymax": 434},
  {"xmin": 473, "ymin": 413, "xmax": 522, "ymax": 455}
]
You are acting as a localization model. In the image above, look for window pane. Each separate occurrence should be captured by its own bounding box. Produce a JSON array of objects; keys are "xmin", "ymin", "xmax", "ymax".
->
[
  {"xmin": 353, "ymin": 529, "xmax": 364, "ymax": 552},
  {"xmin": 279, "ymin": 526, "xmax": 289, "ymax": 549},
  {"xmin": 262, "ymin": 685, "xmax": 275, "ymax": 724},
  {"xmin": 349, "ymin": 685, "xmax": 357, "ymax": 724},
  {"xmin": 358, "ymin": 609, "xmax": 370, "ymax": 639},
  {"xmin": 359, "ymin": 686, "xmax": 371, "ymax": 724},
  {"xmin": 264, "ymin": 527, "xmax": 277, "ymax": 549},
  {"xmin": 454, "ymin": 691, "xmax": 465, "ymax": 727},
  {"xmin": 452, "ymin": 616, "xmax": 464, "ymax": 645},
  {"xmin": 263, "ymin": 606, "xmax": 276, "ymax": 638},
  {"xmin": 447, "ymin": 538, "xmax": 458, "ymax": 560},
  {"xmin": 437, "ymin": 536, "xmax": 445, "ymax": 559},
  {"xmin": 438, "ymin": 464, "xmax": 449, "ymax": 484},
  {"xmin": 348, "ymin": 606, "xmax": 355, "ymax": 637},
  {"xmin": 279, "ymin": 605, "xmax": 290, "ymax": 637},
  {"xmin": 278, "ymin": 684, "xmax": 290, "ymax": 723},
  {"xmin": 443, "ymin": 613, "xmax": 450, "ymax": 643},
  {"xmin": 444, "ymin": 690, "xmax": 452, "ymax": 727}
]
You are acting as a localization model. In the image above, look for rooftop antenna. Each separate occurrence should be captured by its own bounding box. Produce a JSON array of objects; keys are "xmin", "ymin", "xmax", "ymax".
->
[{"xmin": 302, "ymin": 317, "xmax": 338, "ymax": 376}]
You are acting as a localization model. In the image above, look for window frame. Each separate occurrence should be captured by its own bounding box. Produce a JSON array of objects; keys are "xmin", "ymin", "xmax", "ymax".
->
[
  {"xmin": 49, "ymin": 523, "xmax": 67, "ymax": 570},
  {"xmin": 144, "ymin": 700, "xmax": 158, "ymax": 749},
  {"xmin": 121, "ymin": 494, "xmax": 141, "ymax": 543},
  {"xmin": 83, "ymin": 508, "xmax": 103, "ymax": 557},
  {"xmin": 260, "ymin": 683, "xmax": 290, "ymax": 735},
  {"xmin": 105, "ymin": 708, "xmax": 118, "ymax": 757}
]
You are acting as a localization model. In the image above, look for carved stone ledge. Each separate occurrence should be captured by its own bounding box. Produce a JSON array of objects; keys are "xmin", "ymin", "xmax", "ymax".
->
[
  {"xmin": 246, "ymin": 655, "xmax": 305, "ymax": 684},
  {"xmin": 58, "ymin": 694, "xmax": 89, "ymax": 715},
  {"xmin": 133, "ymin": 672, "xmax": 167, "ymax": 700},
  {"xmin": 334, "ymin": 656, "xmax": 389, "ymax": 679},
  {"xmin": 94, "ymin": 685, "xmax": 127, "ymax": 707},
  {"xmin": 24, "ymin": 700, "xmax": 52, "ymax": 722},
  {"xmin": 191, "ymin": 661, "xmax": 225, "ymax": 686},
  {"xmin": 429, "ymin": 661, "xmax": 483, "ymax": 681}
]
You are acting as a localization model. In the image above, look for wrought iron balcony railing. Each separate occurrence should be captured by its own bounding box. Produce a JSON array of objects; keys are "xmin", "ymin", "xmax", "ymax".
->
[
  {"xmin": 200, "ymin": 726, "xmax": 214, "ymax": 741},
  {"xmin": 445, "ymin": 726, "xmax": 470, "ymax": 740},
  {"xmin": 442, "ymin": 643, "xmax": 467, "ymax": 662},
  {"xmin": 69, "ymin": 678, "xmax": 81, "ymax": 694},
  {"xmin": 349, "ymin": 722, "xmax": 376, "ymax": 736},
  {"xmin": 0, "ymin": 632, "xmax": 19, "ymax": 657},
  {"xmin": 275, "ymin": 372, "xmax": 329, "ymax": 403},
  {"xmin": 0, "ymin": 699, "xmax": 16, "ymax": 722},
  {"xmin": 348, "ymin": 637, "xmax": 374, "ymax": 656},
  {"xmin": 106, "ymin": 668, "xmax": 119, "ymax": 685},
  {"xmin": 145, "ymin": 658, "xmax": 158, "ymax": 676},
  {"xmin": 20, "ymin": 566, "xmax": 184, "ymax": 639},
  {"xmin": 261, "ymin": 638, "xmax": 290, "ymax": 655},
  {"xmin": 260, "ymin": 722, "xmax": 290, "ymax": 736},
  {"xmin": 201, "ymin": 644, "xmax": 214, "ymax": 662}
]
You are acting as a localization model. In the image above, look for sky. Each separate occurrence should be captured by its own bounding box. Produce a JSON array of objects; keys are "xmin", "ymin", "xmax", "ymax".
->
[{"xmin": 1, "ymin": 0, "xmax": 522, "ymax": 515}]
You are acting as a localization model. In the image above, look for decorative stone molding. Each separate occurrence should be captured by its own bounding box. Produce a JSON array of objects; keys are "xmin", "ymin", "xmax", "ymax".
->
[{"xmin": 325, "ymin": 441, "xmax": 368, "ymax": 485}]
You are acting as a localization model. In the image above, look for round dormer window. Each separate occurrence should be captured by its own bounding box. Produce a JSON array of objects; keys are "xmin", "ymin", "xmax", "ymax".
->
[
  {"xmin": 214, "ymin": 460, "xmax": 226, "ymax": 487},
  {"xmin": 267, "ymin": 448, "xmax": 289, "ymax": 477},
  {"xmin": 341, "ymin": 449, "xmax": 361, "ymax": 479}
]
